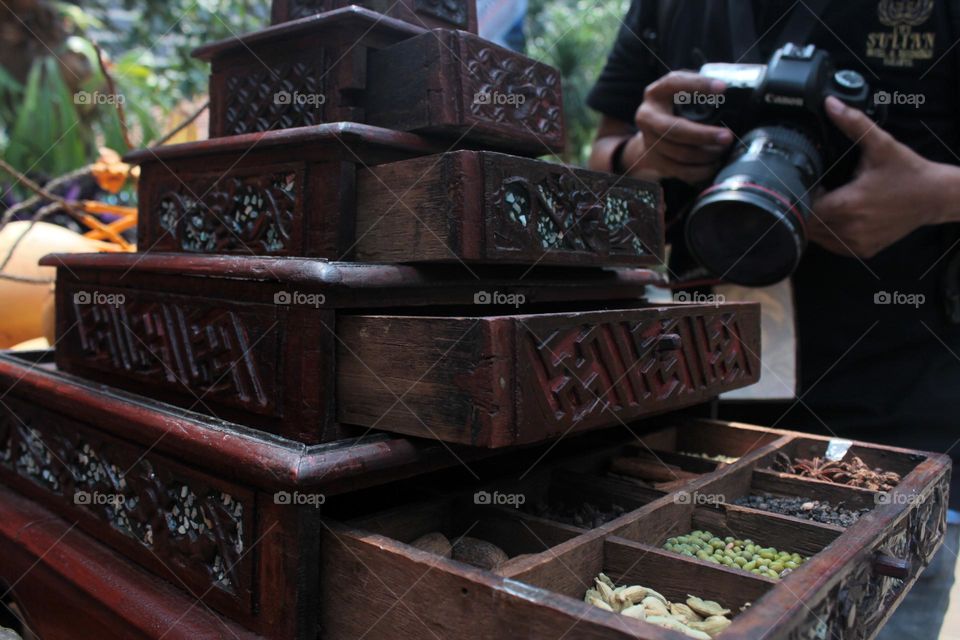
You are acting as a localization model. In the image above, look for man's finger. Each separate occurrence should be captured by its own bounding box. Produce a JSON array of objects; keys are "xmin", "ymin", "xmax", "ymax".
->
[
  {"xmin": 644, "ymin": 70, "xmax": 726, "ymax": 105},
  {"xmin": 640, "ymin": 108, "xmax": 733, "ymax": 147},
  {"xmin": 824, "ymin": 96, "xmax": 892, "ymax": 153}
]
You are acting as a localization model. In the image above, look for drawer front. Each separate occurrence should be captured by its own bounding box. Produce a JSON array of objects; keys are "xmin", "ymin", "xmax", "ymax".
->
[
  {"xmin": 337, "ymin": 303, "xmax": 761, "ymax": 447},
  {"xmin": 0, "ymin": 397, "xmax": 256, "ymax": 617},
  {"xmin": 356, "ymin": 151, "xmax": 663, "ymax": 266}
]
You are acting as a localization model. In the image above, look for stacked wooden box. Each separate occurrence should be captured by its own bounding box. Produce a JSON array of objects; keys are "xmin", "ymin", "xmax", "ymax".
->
[{"xmin": 0, "ymin": 1, "xmax": 948, "ymax": 639}]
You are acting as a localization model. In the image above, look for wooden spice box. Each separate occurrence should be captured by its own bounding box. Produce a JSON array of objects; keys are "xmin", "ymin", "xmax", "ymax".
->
[
  {"xmin": 196, "ymin": 8, "xmax": 563, "ymax": 154},
  {"xmin": 44, "ymin": 252, "xmax": 760, "ymax": 446},
  {"xmin": 129, "ymin": 129, "xmax": 663, "ymax": 267},
  {"xmin": 320, "ymin": 421, "xmax": 951, "ymax": 640},
  {"xmin": 0, "ymin": 351, "xmax": 949, "ymax": 640},
  {"xmin": 271, "ymin": 0, "xmax": 478, "ymax": 31}
]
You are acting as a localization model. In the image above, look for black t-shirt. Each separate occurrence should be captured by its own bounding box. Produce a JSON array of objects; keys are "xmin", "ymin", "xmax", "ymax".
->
[{"xmin": 588, "ymin": 0, "xmax": 960, "ymax": 473}]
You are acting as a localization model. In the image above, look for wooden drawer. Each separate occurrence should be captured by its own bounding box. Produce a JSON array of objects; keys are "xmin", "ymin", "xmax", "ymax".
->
[
  {"xmin": 318, "ymin": 422, "xmax": 951, "ymax": 640},
  {"xmin": 365, "ymin": 29, "xmax": 565, "ymax": 153},
  {"xmin": 338, "ymin": 304, "xmax": 761, "ymax": 447},
  {"xmin": 44, "ymin": 253, "xmax": 664, "ymax": 443},
  {"xmin": 271, "ymin": 0, "xmax": 477, "ymax": 31},
  {"xmin": 355, "ymin": 151, "xmax": 664, "ymax": 267}
]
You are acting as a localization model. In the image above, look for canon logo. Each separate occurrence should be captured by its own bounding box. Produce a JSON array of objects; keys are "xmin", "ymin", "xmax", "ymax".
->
[{"xmin": 764, "ymin": 93, "xmax": 804, "ymax": 107}]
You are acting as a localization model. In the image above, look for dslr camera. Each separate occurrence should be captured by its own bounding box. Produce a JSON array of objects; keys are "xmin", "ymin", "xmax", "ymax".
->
[{"xmin": 676, "ymin": 44, "xmax": 882, "ymax": 286}]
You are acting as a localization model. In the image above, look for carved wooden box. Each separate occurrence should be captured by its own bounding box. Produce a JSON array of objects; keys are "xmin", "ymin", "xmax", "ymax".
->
[
  {"xmin": 365, "ymin": 29, "xmax": 565, "ymax": 154},
  {"xmin": 197, "ymin": 8, "xmax": 563, "ymax": 154},
  {"xmin": 45, "ymin": 252, "xmax": 680, "ymax": 444},
  {"xmin": 355, "ymin": 151, "xmax": 664, "ymax": 266},
  {"xmin": 271, "ymin": 0, "xmax": 478, "ymax": 32},
  {"xmin": 0, "ymin": 353, "xmax": 948, "ymax": 640},
  {"xmin": 196, "ymin": 7, "xmax": 423, "ymax": 138}
]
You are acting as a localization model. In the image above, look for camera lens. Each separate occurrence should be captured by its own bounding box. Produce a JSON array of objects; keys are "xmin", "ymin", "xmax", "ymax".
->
[{"xmin": 685, "ymin": 126, "xmax": 822, "ymax": 286}]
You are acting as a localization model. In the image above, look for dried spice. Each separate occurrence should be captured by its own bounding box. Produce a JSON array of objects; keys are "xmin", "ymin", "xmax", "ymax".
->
[
  {"xmin": 525, "ymin": 498, "xmax": 626, "ymax": 528},
  {"xmin": 772, "ymin": 453, "xmax": 901, "ymax": 492},
  {"xmin": 734, "ymin": 493, "xmax": 869, "ymax": 527},
  {"xmin": 678, "ymin": 451, "xmax": 739, "ymax": 464},
  {"xmin": 584, "ymin": 573, "xmax": 732, "ymax": 638},
  {"xmin": 663, "ymin": 530, "xmax": 809, "ymax": 580},
  {"xmin": 408, "ymin": 532, "xmax": 509, "ymax": 571}
]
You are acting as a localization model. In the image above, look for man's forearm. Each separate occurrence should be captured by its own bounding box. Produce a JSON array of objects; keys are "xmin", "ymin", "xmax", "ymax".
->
[{"xmin": 929, "ymin": 162, "xmax": 960, "ymax": 225}]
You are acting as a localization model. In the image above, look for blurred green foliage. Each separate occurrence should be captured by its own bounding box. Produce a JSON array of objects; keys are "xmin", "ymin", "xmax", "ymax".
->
[
  {"xmin": 526, "ymin": 0, "xmax": 629, "ymax": 165},
  {"xmin": 0, "ymin": 0, "xmax": 268, "ymax": 187}
]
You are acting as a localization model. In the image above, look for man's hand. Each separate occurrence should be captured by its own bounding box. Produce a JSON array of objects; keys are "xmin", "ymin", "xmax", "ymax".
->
[
  {"xmin": 810, "ymin": 96, "xmax": 954, "ymax": 259},
  {"xmin": 622, "ymin": 72, "xmax": 733, "ymax": 184}
]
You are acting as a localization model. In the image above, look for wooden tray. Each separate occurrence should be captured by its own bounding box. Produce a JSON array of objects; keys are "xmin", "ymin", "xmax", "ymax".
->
[
  {"xmin": 194, "ymin": 8, "xmax": 563, "ymax": 154},
  {"xmin": 355, "ymin": 151, "xmax": 664, "ymax": 266},
  {"xmin": 43, "ymin": 253, "xmax": 677, "ymax": 443},
  {"xmin": 319, "ymin": 421, "xmax": 951, "ymax": 640},
  {"xmin": 271, "ymin": 0, "xmax": 477, "ymax": 31}
]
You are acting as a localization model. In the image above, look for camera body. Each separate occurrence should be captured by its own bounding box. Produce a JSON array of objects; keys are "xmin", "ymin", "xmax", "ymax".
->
[{"xmin": 677, "ymin": 44, "xmax": 883, "ymax": 286}]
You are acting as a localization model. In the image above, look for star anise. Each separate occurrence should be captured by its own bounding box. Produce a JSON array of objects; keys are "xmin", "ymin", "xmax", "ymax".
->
[{"xmin": 772, "ymin": 453, "xmax": 900, "ymax": 492}]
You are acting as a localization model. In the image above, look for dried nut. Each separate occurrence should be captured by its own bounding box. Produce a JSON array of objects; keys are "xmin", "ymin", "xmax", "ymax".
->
[
  {"xmin": 620, "ymin": 604, "xmax": 646, "ymax": 619},
  {"xmin": 689, "ymin": 615, "xmax": 733, "ymax": 637},
  {"xmin": 586, "ymin": 594, "xmax": 614, "ymax": 611},
  {"xmin": 597, "ymin": 572, "xmax": 616, "ymax": 589},
  {"xmin": 671, "ymin": 602, "xmax": 704, "ymax": 623},
  {"xmin": 409, "ymin": 532, "xmax": 452, "ymax": 557},
  {"xmin": 642, "ymin": 596, "xmax": 670, "ymax": 617},
  {"xmin": 686, "ymin": 595, "xmax": 731, "ymax": 617},
  {"xmin": 595, "ymin": 578, "xmax": 618, "ymax": 607},
  {"xmin": 451, "ymin": 537, "xmax": 509, "ymax": 570},
  {"xmin": 646, "ymin": 615, "xmax": 712, "ymax": 640},
  {"xmin": 616, "ymin": 585, "xmax": 650, "ymax": 605}
]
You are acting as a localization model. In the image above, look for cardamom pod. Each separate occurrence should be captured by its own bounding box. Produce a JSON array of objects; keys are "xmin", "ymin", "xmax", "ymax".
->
[{"xmin": 686, "ymin": 595, "xmax": 731, "ymax": 617}]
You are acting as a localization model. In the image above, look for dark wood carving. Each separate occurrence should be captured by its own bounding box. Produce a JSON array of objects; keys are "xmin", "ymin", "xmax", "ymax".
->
[
  {"xmin": 0, "ymin": 399, "xmax": 252, "ymax": 612},
  {"xmin": 221, "ymin": 60, "xmax": 325, "ymax": 136},
  {"xmin": 355, "ymin": 151, "xmax": 664, "ymax": 266},
  {"xmin": 133, "ymin": 124, "xmax": 445, "ymax": 257},
  {"xmin": 198, "ymin": 8, "xmax": 424, "ymax": 138},
  {"xmin": 270, "ymin": 0, "xmax": 477, "ymax": 31},
  {"xmin": 337, "ymin": 304, "xmax": 761, "ymax": 447},
  {"xmin": 155, "ymin": 170, "xmax": 297, "ymax": 253},
  {"xmin": 366, "ymin": 29, "xmax": 565, "ymax": 154},
  {"xmin": 65, "ymin": 284, "xmax": 276, "ymax": 414}
]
